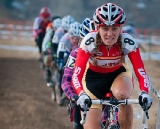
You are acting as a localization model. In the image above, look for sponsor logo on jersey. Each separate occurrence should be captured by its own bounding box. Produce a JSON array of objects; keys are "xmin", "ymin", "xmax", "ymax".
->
[
  {"xmin": 138, "ymin": 68, "xmax": 150, "ymax": 88},
  {"xmin": 72, "ymin": 66, "xmax": 81, "ymax": 89}
]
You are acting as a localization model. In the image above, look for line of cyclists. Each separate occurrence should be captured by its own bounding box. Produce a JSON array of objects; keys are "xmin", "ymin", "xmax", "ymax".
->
[
  {"xmin": 33, "ymin": 7, "xmax": 94, "ymax": 106},
  {"xmin": 33, "ymin": 4, "xmax": 152, "ymax": 129}
]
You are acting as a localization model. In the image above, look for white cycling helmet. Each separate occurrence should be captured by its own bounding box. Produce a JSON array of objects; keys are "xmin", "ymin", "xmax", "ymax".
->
[
  {"xmin": 62, "ymin": 15, "xmax": 75, "ymax": 31},
  {"xmin": 93, "ymin": 3, "xmax": 126, "ymax": 26},
  {"xmin": 80, "ymin": 18, "xmax": 96, "ymax": 38},
  {"xmin": 69, "ymin": 21, "xmax": 81, "ymax": 37},
  {"xmin": 52, "ymin": 18, "xmax": 62, "ymax": 29}
]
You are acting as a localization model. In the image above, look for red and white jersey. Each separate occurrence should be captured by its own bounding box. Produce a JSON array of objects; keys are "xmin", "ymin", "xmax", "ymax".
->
[
  {"xmin": 32, "ymin": 16, "xmax": 51, "ymax": 38},
  {"xmin": 72, "ymin": 31, "xmax": 150, "ymax": 95}
]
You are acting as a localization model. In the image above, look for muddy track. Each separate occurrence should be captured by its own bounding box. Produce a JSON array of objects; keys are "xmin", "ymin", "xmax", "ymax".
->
[{"xmin": 0, "ymin": 58, "xmax": 72, "ymax": 129}]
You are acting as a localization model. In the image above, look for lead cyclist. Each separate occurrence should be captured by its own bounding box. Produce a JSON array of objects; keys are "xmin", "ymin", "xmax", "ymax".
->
[{"xmin": 71, "ymin": 3, "xmax": 153, "ymax": 129}]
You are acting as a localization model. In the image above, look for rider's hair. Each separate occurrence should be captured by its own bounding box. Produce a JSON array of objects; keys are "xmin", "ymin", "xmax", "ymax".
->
[
  {"xmin": 78, "ymin": 38, "xmax": 82, "ymax": 46},
  {"xmin": 93, "ymin": 33, "xmax": 125, "ymax": 66}
]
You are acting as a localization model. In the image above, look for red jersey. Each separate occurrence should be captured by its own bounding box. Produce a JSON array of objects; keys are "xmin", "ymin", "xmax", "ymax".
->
[{"xmin": 72, "ymin": 31, "xmax": 150, "ymax": 95}]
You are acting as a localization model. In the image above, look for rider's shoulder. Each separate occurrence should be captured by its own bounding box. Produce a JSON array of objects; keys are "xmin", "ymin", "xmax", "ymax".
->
[
  {"xmin": 81, "ymin": 31, "xmax": 97, "ymax": 44},
  {"xmin": 55, "ymin": 27, "xmax": 65, "ymax": 34},
  {"xmin": 34, "ymin": 16, "xmax": 43, "ymax": 22},
  {"xmin": 121, "ymin": 32, "xmax": 135, "ymax": 39},
  {"xmin": 60, "ymin": 32, "xmax": 70, "ymax": 42},
  {"xmin": 121, "ymin": 33, "xmax": 138, "ymax": 53},
  {"xmin": 80, "ymin": 31, "xmax": 97, "ymax": 53}
]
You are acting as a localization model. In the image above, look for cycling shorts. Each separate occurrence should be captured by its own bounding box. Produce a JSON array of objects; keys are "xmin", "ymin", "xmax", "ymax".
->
[{"xmin": 82, "ymin": 63, "xmax": 132, "ymax": 111}]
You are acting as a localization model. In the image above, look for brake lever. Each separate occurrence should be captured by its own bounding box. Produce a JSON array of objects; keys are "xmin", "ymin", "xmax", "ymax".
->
[
  {"xmin": 143, "ymin": 98, "xmax": 149, "ymax": 119},
  {"xmin": 80, "ymin": 99, "xmax": 90, "ymax": 125}
]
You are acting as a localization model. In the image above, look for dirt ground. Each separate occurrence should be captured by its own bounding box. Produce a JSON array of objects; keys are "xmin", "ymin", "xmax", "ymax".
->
[{"xmin": 0, "ymin": 39, "xmax": 160, "ymax": 129}]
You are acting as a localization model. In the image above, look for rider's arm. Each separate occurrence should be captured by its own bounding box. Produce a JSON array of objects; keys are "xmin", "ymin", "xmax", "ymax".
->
[
  {"xmin": 32, "ymin": 17, "xmax": 43, "ymax": 38},
  {"xmin": 42, "ymin": 29, "xmax": 53, "ymax": 52},
  {"xmin": 72, "ymin": 48, "xmax": 90, "ymax": 95},
  {"xmin": 61, "ymin": 48, "xmax": 78, "ymax": 99},
  {"xmin": 128, "ymin": 48, "xmax": 149, "ymax": 93},
  {"xmin": 121, "ymin": 33, "xmax": 149, "ymax": 93}
]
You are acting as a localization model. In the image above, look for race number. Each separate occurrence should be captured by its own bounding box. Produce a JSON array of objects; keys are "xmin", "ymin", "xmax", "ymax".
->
[
  {"xmin": 85, "ymin": 37, "xmax": 95, "ymax": 45},
  {"xmin": 58, "ymin": 42, "xmax": 66, "ymax": 51},
  {"xmin": 124, "ymin": 38, "xmax": 135, "ymax": 45},
  {"xmin": 65, "ymin": 56, "xmax": 76, "ymax": 69}
]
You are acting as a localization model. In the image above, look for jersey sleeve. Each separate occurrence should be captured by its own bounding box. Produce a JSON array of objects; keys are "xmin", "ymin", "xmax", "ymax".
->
[
  {"xmin": 128, "ymin": 48, "xmax": 149, "ymax": 93},
  {"xmin": 42, "ymin": 29, "xmax": 53, "ymax": 51},
  {"xmin": 61, "ymin": 48, "xmax": 78, "ymax": 99},
  {"xmin": 32, "ymin": 17, "xmax": 42, "ymax": 37},
  {"xmin": 71, "ymin": 33, "xmax": 95, "ymax": 95},
  {"xmin": 121, "ymin": 33, "xmax": 138, "ymax": 55}
]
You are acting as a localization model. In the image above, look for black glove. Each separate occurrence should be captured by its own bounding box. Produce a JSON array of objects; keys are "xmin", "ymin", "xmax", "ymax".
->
[
  {"xmin": 77, "ymin": 92, "xmax": 92, "ymax": 112},
  {"xmin": 139, "ymin": 91, "xmax": 153, "ymax": 111}
]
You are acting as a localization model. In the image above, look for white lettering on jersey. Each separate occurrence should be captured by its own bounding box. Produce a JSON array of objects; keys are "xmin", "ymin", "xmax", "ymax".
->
[
  {"xmin": 72, "ymin": 66, "xmax": 81, "ymax": 89},
  {"xmin": 138, "ymin": 68, "xmax": 150, "ymax": 88},
  {"xmin": 65, "ymin": 56, "xmax": 76, "ymax": 69}
]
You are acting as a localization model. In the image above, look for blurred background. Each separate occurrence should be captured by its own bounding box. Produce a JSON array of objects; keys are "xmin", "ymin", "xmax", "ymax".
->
[
  {"xmin": 0, "ymin": 1, "xmax": 160, "ymax": 129},
  {"xmin": 0, "ymin": 0, "xmax": 160, "ymax": 29}
]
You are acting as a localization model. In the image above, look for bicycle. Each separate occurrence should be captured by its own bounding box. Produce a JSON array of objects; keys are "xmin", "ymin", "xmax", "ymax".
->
[
  {"xmin": 77, "ymin": 93, "xmax": 149, "ymax": 129},
  {"xmin": 51, "ymin": 54, "xmax": 69, "ymax": 106}
]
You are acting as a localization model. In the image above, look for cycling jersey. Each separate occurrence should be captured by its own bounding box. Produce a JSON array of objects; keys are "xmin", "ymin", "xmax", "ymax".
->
[
  {"xmin": 33, "ymin": 16, "xmax": 51, "ymax": 38},
  {"xmin": 52, "ymin": 26, "xmax": 65, "ymax": 44},
  {"xmin": 72, "ymin": 31, "xmax": 150, "ymax": 95}
]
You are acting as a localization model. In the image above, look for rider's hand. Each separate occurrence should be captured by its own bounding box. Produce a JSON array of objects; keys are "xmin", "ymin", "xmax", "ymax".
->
[
  {"xmin": 58, "ymin": 59, "xmax": 64, "ymax": 71},
  {"xmin": 77, "ymin": 92, "xmax": 92, "ymax": 112},
  {"xmin": 139, "ymin": 91, "xmax": 153, "ymax": 111}
]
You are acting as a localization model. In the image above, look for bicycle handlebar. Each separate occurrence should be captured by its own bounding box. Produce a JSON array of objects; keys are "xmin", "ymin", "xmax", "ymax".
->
[
  {"xmin": 91, "ymin": 99, "xmax": 139, "ymax": 105},
  {"xmin": 80, "ymin": 98, "xmax": 149, "ymax": 125}
]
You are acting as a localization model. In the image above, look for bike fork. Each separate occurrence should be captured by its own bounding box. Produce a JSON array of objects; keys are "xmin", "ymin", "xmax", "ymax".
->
[{"xmin": 107, "ymin": 106, "xmax": 119, "ymax": 129}]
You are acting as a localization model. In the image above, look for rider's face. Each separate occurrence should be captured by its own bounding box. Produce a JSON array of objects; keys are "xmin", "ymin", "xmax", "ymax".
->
[
  {"xmin": 70, "ymin": 35, "xmax": 80, "ymax": 46},
  {"xmin": 98, "ymin": 25, "xmax": 121, "ymax": 47}
]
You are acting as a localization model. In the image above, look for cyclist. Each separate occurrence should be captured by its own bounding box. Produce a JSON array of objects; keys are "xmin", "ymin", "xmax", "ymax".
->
[
  {"xmin": 72, "ymin": 3, "xmax": 153, "ymax": 129},
  {"xmin": 42, "ymin": 18, "xmax": 62, "ymax": 87},
  {"xmin": 55, "ymin": 21, "xmax": 81, "ymax": 105},
  {"xmin": 50, "ymin": 15, "xmax": 75, "ymax": 102},
  {"xmin": 61, "ymin": 18, "xmax": 96, "ymax": 129},
  {"xmin": 32, "ymin": 7, "xmax": 51, "ymax": 62}
]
